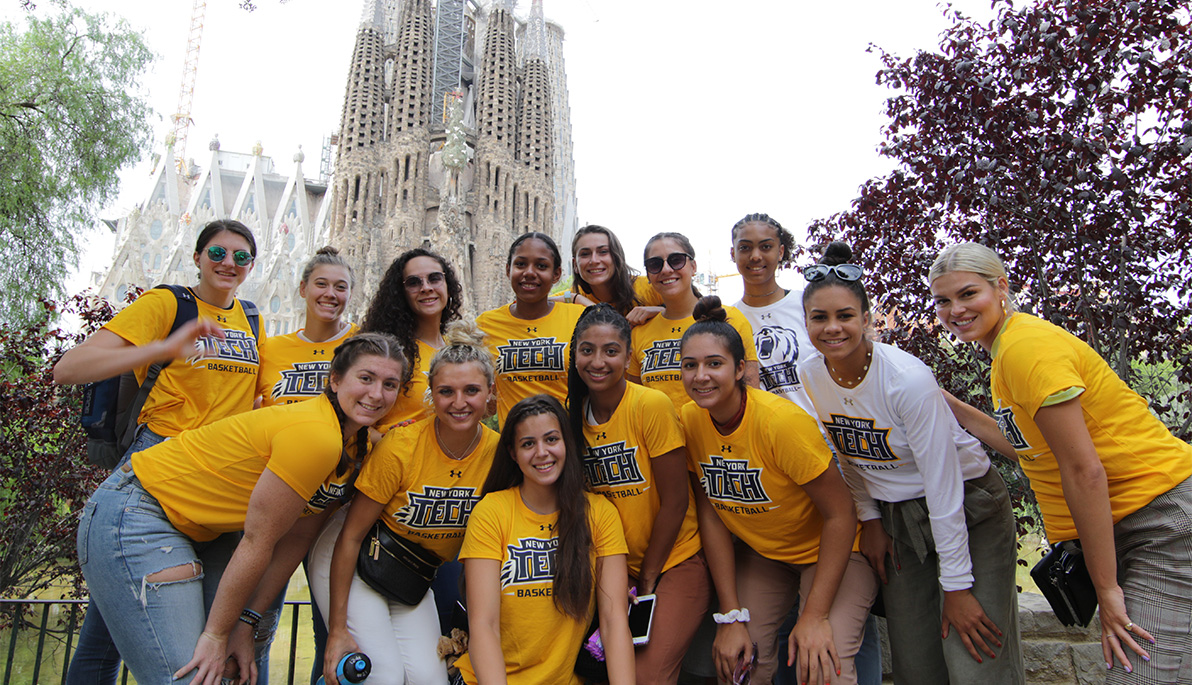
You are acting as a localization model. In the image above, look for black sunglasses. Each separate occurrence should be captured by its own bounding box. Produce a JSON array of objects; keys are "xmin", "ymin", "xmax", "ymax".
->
[
  {"xmin": 403, "ymin": 272, "xmax": 445, "ymax": 290},
  {"xmin": 802, "ymin": 264, "xmax": 863, "ymax": 282},
  {"xmin": 206, "ymin": 245, "xmax": 254, "ymax": 267},
  {"xmin": 644, "ymin": 252, "xmax": 693, "ymax": 275}
]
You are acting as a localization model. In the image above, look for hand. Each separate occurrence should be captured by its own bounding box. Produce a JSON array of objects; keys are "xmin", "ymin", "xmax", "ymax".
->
[
  {"xmin": 788, "ymin": 615, "xmax": 840, "ymax": 685},
  {"xmin": 941, "ymin": 589, "xmax": 1003, "ymax": 662},
  {"xmin": 635, "ymin": 573, "xmax": 658, "ymax": 597},
  {"xmin": 1096, "ymin": 584, "xmax": 1153, "ymax": 672},
  {"xmin": 174, "ymin": 630, "xmax": 228, "ymax": 685},
  {"xmin": 160, "ymin": 318, "xmax": 224, "ymax": 362},
  {"xmin": 713, "ymin": 621, "xmax": 753, "ymax": 683},
  {"xmin": 324, "ymin": 628, "xmax": 361, "ymax": 685},
  {"xmin": 626, "ymin": 306, "xmax": 663, "ymax": 326},
  {"xmin": 574, "ymin": 294, "xmax": 596, "ymax": 307},
  {"xmin": 223, "ymin": 621, "xmax": 258, "ymax": 685},
  {"xmin": 858, "ymin": 519, "xmax": 892, "ymax": 585}
]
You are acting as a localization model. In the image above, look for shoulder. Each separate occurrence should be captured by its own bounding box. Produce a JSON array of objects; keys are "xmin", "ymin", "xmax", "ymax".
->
[
  {"xmin": 996, "ymin": 314, "xmax": 1079, "ymax": 364},
  {"xmin": 476, "ymin": 305, "xmax": 510, "ymax": 327},
  {"xmin": 259, "ymin": 331, "xmax": 302, "ymax": 354},
  {"xmin": 552, "ymin": 302, "xmax": 586, "ymax": 322},
  {"xmin": 473, "ymin": 488, "xmax": 516, "ymax": 520},
  {"xmin": 586, "ymin": 491, "xmax": 619, "ymax": 520}
]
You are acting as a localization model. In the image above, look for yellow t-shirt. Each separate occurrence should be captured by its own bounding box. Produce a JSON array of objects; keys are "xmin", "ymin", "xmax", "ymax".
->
[
  {"xmin": 581, "ymin": 382, "xmax": 700, "ymax": 577},
  {"xmin": 630, "ymin": 306, "xmax": 758, "ymax": 409},
  {"xmin": 456, "ymin": 488, "xmax": 627, "ymax": 685},
  {"xmin": 477, "ymin": 302, "xmax": 586, "ymax": 425},
  {"xmin": 356, "ymin": 418, "xmax": 499, "ymax": 562},
  {"xmin": 133, "ymin": 394, "xmax": 347, "ymax": 541},
  {"xmin": 990, "ymin": 313, "xmax": 1192, "ymax": 541},
  {"xmin": 103, "ymin": 287, "xmax": 263, "ymax": 436},
  {"xmin": 574, "ymin": 275, "xmax": 664, "ymax": 309},
  {"xmin": 257, "ymin": 324, "xmax": 359, "ymax": 407},
  {"xmin": 377, "ymin": 339, "xmax": 436, "ymax": 432},
  {"xmin": 682, "ymin": 387, "xmax": 855, "ymax": 565}
]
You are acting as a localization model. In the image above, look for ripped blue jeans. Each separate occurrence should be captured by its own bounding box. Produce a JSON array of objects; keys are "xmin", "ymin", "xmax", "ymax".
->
[{"xmin": 77, "ymin": 465, "xmax": 236, "ymax": 684}]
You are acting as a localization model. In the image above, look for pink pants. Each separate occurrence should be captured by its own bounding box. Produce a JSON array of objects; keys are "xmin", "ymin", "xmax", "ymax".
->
[{"xmin": 631, "ymin": 552, "xmax": 713, "ymax": 685}]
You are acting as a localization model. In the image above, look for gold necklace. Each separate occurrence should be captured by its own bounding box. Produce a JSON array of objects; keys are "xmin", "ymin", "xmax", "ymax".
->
[
  {"xmin": 828, "ymin": 347, "xmax": 872, "ymax": 387},
  {"xmin": 742, "ymin": 287, "xmax": 781, "ymax": 301},
  {"xmin": 435, "ymin": 420, "xmax": 482, "ymax": 461}
]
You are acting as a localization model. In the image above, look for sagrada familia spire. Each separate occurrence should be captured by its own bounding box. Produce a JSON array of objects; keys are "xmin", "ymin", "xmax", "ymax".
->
[{"xmin": 330, "ymin": 0, "xmax": 576, "ymax": 315}]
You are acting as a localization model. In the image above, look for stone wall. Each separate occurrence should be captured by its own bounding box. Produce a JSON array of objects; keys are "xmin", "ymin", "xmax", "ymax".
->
[{"xmin": 880, "ymin": 592, "xmax": 1105, "ymax": 684}]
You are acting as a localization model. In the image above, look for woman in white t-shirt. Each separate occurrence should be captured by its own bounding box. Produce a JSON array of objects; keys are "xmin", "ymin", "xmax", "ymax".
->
[{"xmin": 797, "ymin": 242, "xmax": 1024, "ymax": 684}]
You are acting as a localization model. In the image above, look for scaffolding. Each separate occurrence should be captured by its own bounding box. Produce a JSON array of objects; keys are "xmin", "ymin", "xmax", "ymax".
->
[
  {"xmin": 171, "ymin": 0, "xmax": 207, "ymax": 173},
  {"xmin": 430, "ymin": 0, "xmax": 476, "ymax": 125}
]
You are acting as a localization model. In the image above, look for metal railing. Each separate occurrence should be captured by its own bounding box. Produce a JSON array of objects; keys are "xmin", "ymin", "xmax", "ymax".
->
[{"xmin": 1, "ymin": 598, "xmax": 316, "ymax": 685}]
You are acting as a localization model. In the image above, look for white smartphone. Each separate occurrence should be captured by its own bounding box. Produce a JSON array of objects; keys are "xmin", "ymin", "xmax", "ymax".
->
[{"xmin": 629, "ymin": 594, "xmax": 657, "ymax": 646}]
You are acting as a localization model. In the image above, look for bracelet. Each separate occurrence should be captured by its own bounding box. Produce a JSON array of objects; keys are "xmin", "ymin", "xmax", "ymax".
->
[
  {"xmin": 713, "ymin": 608, "xmax": 750, "ymax": 624},
  {"xmin": 239, "ymin": 608, "xmax": 262, "ymax": 627}
]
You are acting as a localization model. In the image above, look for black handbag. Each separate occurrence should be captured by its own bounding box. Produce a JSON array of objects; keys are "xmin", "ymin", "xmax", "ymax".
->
[
  {"xmin": 356, "ymin": 521, "xmax": 441, "ymax": 606},
  {"xmin": 1030, "ymin": 540, "xmax": 1098, "ymax": 627}
]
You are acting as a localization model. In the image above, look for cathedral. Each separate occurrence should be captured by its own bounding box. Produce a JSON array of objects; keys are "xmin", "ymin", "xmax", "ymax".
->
[{"xmin": 94, "ymin": 0, "xmax": 577, "ymax": 331}]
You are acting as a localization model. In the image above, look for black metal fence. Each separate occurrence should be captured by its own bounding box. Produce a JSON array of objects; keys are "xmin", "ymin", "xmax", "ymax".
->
[{"xmin": 1, "ymin": 598, "xmax": 316, "ymax": 685}]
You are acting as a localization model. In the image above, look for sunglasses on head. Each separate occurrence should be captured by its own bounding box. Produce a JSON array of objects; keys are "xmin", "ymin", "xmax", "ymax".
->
[
  {"xmin": 206, "ymin": 245, "xmax": 254, "ymax": 267},
  {"xmin": 644, "ymin": 252, "xmax": 693, "ymax": 275},
  {"xmin": 403, "ymin": 272, "xmax": 445, "ymax": 290},
  {"xmin": 802, "ymin": 263, "xmax": 863, "ymax": 283}
]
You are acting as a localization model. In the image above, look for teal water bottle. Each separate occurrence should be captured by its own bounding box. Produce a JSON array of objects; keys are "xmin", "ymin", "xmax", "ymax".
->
[{"xmin": 315, "ymin": 652, "xmax": 371, "ymax": 684}]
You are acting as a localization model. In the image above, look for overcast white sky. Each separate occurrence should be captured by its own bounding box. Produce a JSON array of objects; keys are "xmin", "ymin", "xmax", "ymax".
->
[{"xmin": 7, "ymin": 0, "xmax": 994, "ymax": 305}]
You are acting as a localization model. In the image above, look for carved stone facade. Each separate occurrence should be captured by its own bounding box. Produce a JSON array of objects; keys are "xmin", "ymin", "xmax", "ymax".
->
[
  {"xmin": 329, "ymin": 0, "xmax": 576, "ymax": 317},
  {"xmin": 93, "ymin": 139, "xmax": 332, "ymax": 337}
]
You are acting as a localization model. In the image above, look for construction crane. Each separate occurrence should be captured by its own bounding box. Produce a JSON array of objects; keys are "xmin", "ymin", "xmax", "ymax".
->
[
  {"xmin": 170, "ymin": 0, "xmax": 207, "ymax": 175},
  {"xmin": 695, "ymin": 270, "xmax": 740, "ymax": 295}
]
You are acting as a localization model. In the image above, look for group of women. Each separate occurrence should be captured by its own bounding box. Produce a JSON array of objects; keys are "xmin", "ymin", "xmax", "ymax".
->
[{"xmin": 56, "ymin": 214, "xmax": 1190, "ymax": 685}]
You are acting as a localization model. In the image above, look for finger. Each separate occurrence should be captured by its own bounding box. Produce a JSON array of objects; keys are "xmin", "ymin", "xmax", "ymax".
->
[
  {"xmin": 1129, "ymin": 622, "xmax": 1156, "ymax": 647},
  {"xmin": 980, "ymin": 614, "xmax": 1004, "ymax": 640},
  {"xmin": 970, "ymin": 628, "xmax": 997, "ymax": 659},
  {"xmin": 941, "ymin": 615, "xmax": 951, "ymax": 640},
  {"xmin": 828, "ymin": 642, "xmax": 841, "ymax": 681},
  {"xmin": 975, "ymin": 620, "xmax": 1003, "ymax": 651},
  {"xmin": 1108, "ymin": 634, "xmax": 1134, "ymax": 673},
  {"xmin": 804, "ymin": 646, "xmax": 820, "ymax": 685},
  {"xmin": 1120, "ymin": 631, "xmax": 1151, "ymax": 661},
  {"xmin": 874, "ymin": 555, "xmax": 888, "ymax": 585},
  {"xmin": 174, "ymin": 656, "xmax": 199, "ymax": 681},
  {"xmin": 960, "ymin": 631, "xmax": 983, "ymax": 663}
]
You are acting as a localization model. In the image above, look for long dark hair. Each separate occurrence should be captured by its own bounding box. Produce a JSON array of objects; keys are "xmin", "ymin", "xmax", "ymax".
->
[
  {"xmin": 481, "ymin": 395, "xmax": 593, "ymax": 621},
  {"xmin": 323, "ymin": 332, "xmax": 407, "ymax": 476},
  {"xmin": 361, "ymin": 248, "xmax": 463, "ymax": 388},
  {"xmin": 566, "ymin": 304, "xmax": 632, "ymax": 452},
  {"xmin": 571, "ymin": 225, "xmax": 640, "ymax": 315}
]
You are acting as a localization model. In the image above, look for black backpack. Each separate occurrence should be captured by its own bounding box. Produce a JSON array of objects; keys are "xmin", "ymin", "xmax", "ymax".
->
[{"xmin": 79, "ymin": 285, "xmax": 260, "ymax": 468}]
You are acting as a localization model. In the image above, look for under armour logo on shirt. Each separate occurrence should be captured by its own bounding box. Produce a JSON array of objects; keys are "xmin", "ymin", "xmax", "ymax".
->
[
  {"xmin": 539, "ymin": 523, "xmax": 556, "ymax": 532},
  {"xmin": 672, "ymin": 327, "xmax": 682, "ymax": 333},
  {"xmin": 596, "ymin": 431, "xmax": 606, "ymax": 440},
  {"xmin": 526, "ymin": 327, "xmax": 538, "ymax": 333},
  {"xmin": 760, "ymin": 313, "xmax": 773, "ymax": 320},
  {"xmin": 721, "ymin": 445, "xmax": 732, "ymax": 453},
  {"xmin": 843, "ymin": 397, "xmax": 854, "ymax": 406},
  {"xmin": 216, "ymin": 314, "xmax": 227, "ymax": 323}
]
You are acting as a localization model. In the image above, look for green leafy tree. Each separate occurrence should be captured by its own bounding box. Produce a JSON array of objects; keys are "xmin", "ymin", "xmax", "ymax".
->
[
  {"xmin": 809, "ymin": 0, "xmax": 1192, "ymax": 440},
  {"xmin": 0, "ymin": 4, "xmax": 153, "ymax": 324}
]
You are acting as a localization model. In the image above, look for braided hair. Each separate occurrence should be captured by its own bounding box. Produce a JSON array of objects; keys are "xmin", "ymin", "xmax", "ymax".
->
[{"xmin": 730, "ymin": 212, "xmax": 796, "ymax": 270}]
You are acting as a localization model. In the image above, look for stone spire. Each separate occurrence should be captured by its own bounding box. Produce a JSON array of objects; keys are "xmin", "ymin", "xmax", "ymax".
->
[
  {"xmin": 389, "ymin": 0, "xmax": 434, "ymax": 135},
  {"xmin": 476, "ymin": 0, "xmax": 517, "ymax": 154}
]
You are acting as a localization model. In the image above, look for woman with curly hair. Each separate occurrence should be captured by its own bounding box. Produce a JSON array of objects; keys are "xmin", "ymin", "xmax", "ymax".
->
[{"xmin": 362, "ymin": 248, "xmax": 464, "ymax": 432}]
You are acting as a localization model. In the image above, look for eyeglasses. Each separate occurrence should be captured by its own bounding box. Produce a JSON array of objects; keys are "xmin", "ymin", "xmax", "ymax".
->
[
  {"xmin": 644, "ymin": 252, "xmax": 693, "ymax": 275},
  {"xmin": 802, "ymin": 263, "xmax": 863, "ymax": 283},
  {"xmin": 403, "ymin": 272, "xmax": 445, "ymax": 290},
  {"xmin": 206, "ymin": 245, "xmax": 254, "ymax": 267}
]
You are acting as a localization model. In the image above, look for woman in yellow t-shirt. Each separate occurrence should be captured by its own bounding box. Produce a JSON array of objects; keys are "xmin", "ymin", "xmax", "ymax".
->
[
  {"xmin": 314, "ymin": 321, "xmax": 499, "ymax": 685},
  {"xmin": 362, "ymin": 248, "xmax": 465, "ymax": 432},
  {"xmin": 258, "ymin": 246, "xmax": 359, "ymax": 407},
  {"xmin": 679, "ymin": 297, "xmax": 877, "ymax": 685},
  {"xmin": 478, "ymin": 232, "xmax": 586, "ymax": 426},
  {"xmin": 457, "ymin": 395, "xmax": 634, "ymax": 685},
  {"xmin": 929, "ymin": 242, "xmax": 1192, "ymax": 682},
  {"xmin": 55, "ymin": 219, "xmax": 262, "ymax": 684},
  {"xmin": 568, "ymin": 224, "xmax": 664, "ymax": 324},
  {"xmin": 76, "ymin": 333, "xmax": 407, "ymax": 685},
  {"xmin": 629, "ymin": 231, "xmax": 760, "ymax": 409},
  {"xmin": 568, "ymin": 304, "xmax": 709, "ymax": 684}
]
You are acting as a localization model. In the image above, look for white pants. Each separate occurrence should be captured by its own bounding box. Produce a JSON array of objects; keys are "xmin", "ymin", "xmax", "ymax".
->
[{"xmin": 308, "ymin": 506, "xmax": 448, "ymax": 685}]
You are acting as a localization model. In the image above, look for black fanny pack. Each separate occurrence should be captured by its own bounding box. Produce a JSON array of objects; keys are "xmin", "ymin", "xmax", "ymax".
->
[
  {"xmin": 356, "ymin": 521, "xmax": 442, "ymax": 606},
  {"xmin": 1030, "ymin": 540, "xmax": 1097, "ymax": 627}
]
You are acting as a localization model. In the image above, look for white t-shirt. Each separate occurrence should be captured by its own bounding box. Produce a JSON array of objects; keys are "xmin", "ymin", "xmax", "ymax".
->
[
  {"xmin": 735, "ymin": 292, "xmax": 815, "ymax": 416},
  {"xmin": 799, "ymin": 342, "xmax": 989, "ymax": 591}
]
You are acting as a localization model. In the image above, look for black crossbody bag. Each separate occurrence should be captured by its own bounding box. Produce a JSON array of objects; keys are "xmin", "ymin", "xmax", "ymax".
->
[
  {"xmin": 356, "ymin": 522, "xmax": 442, "ymax": 605},
  {"xmin": 1030, "ymin": 540, "xmax": 1098, "ymax": 627}
]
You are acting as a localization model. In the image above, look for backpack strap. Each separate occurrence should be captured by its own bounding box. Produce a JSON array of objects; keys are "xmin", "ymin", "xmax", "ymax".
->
[
  {"xmin": 239, "ymin": 298, "xmax": 261, "ymax": 339},
  {"xmin": 115, "ymin": 285, "xmax": 200, "ymax": 453}
]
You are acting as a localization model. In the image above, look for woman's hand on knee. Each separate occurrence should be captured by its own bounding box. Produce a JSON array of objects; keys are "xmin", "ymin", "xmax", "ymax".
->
[
  {"xmin": 713, "ymin": 621, "xmax": 753, "ymax": 683},
  {"xmin": 175, "ymin": 630, "xmax": 229, "ymax": 685},
  {"xmin": 323, "ymin": 628, "xmax": 361, "ymax": 685},
  {"xmin": 1097, "ymin": 584, "xmax": 1153, "ymax": 672},
  {"xmin": 788, "ymin": 616, "xmax": 839, "ymax": 685},
  {"xmin": 941, "ymin": 589, "xmax": 1002, "ymax": 662},
  {"xmin": 224, "ymin": 623, "xmax": 257, "ymax": 685}
]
